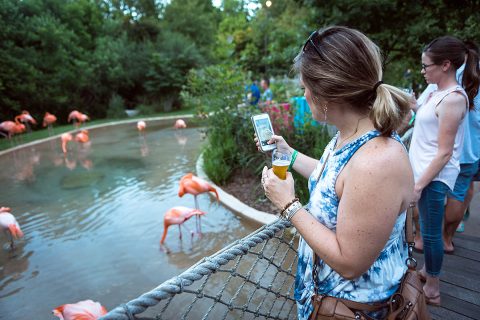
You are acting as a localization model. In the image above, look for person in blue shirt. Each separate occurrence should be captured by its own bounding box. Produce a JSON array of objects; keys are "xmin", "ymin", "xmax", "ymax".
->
[
  {"xmin": 260, "ymin": 77, "xmax": 273, "ymax": 105},
  {"xmin": 246, "ymin": 80, "xmax": 261, "ymax": 106}
]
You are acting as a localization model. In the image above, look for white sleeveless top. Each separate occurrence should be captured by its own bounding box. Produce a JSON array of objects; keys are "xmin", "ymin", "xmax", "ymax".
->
[{"xmin": 409, "ymin": 85, "xmax": 468, "ymax": 190}]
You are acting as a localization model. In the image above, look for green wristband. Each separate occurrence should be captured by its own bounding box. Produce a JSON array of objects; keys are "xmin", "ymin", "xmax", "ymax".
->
[{"xmin": 288, "ymin": 150, "xmax": 298, "ymax": 172}]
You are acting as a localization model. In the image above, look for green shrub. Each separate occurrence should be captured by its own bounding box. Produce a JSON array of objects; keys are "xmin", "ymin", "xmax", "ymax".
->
[
  {"xmin": 182, "ymin": 63, "xmax": 332, "ymax": 204},
  {"xmin": 106, "ymin": 93, "xmax": 127, "ymax": 119},
  {"xmin": 136, "ymin": 103, "xmax": 156, "ymax": 115}
]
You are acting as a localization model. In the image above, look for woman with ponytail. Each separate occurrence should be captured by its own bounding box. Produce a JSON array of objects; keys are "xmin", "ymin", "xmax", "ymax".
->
[
  {"xmin": 409, "ymin": 36, "xmax": 479, "ymax": 306},
  {"xmin": 255, "ymin": 26, "xmax": 414, "ymax": 319}
]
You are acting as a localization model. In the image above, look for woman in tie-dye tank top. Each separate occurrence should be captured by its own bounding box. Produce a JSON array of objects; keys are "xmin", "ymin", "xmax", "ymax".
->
[{"xmin": 258, "ymin": 26, "xmax": 414, "ymax": 319}]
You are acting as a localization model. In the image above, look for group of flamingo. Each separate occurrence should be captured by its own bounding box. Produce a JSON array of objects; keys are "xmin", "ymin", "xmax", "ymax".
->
[
  {"xmin": 160, "ymin": 172, "xmax": 219, "ymax": 248},
  {"xmin": 0, "ymin": 110, "xmax": 37, "ymax": 139},
  {"xmin": 0, "ymin": 109, "xmax": 90, "ymax": 142},
  {"xmin": 1, "ymin": 117, "xmax": 199, "ymax": 319}
]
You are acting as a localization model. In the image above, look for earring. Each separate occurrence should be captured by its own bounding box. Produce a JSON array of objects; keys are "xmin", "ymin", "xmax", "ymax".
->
[{"xmin": 323, "ymin": 104, "xmax": 328, "ymax": 122}]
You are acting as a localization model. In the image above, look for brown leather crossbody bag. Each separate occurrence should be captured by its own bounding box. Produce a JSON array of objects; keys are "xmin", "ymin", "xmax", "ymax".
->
[{"xmin": 309, "ymin": 205, "xmax": 431, "ymax": 320}]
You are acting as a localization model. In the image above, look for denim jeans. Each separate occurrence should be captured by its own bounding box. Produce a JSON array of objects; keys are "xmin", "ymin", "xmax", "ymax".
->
[{"xmin": 418, "ymin": 180, "xmax": 450, "ymax": 277}]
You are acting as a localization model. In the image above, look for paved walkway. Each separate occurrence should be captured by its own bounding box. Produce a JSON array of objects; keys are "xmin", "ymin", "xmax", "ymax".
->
[{"xmin": 415, "ymin": 182, "xmax": 480, "ymax": 320}]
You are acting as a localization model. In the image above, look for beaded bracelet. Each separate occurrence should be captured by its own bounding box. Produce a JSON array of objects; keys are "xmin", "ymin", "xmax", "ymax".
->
[
  {"xmin": 288, "ymin": 150, "xmax": 298, "ymax": 172},
  {"xmin": 282, "ymin": 197, "xmax": 299, "ymax": 213},
  {"xmin": 281, "ymin": 200, "xmax": 303, "ymax": 221}
]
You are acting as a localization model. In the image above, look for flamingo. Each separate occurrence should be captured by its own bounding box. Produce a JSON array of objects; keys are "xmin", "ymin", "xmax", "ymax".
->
[
  {"xmin": 43, "ymin": 112, "xmax": 57, "ymax": 136},
  {"xmin": 14, "ymin": 110, "xmax": 36, "ymax": 133},
  {"xmin": 160, "ymin": 206, "xmax": 206, "ymax": 245},
  {"xmin": 0, "ymin": 121, "xmax": 25, "ymax": 139},
  {"xmin": 43, "ymin": 112, "xmax": 57, "ymax": 127},
  {"xmin": 178, "ymin": 173, "xmax": 219, "ymax": 232},
  {"xmin": 52, "ymin": 299, "xmax": 107, "ymax": 320},
  {"xmin": 0, "ymin": 207, "xmax": 24, "ymax": 249},
  {"xmin": 61, "ymin": 133, "xmax": 73, "ymax": 154},
  {"xmin": 15, "ymin": 110, "xmax": 37, "ymax": 126},
  {"xmin": 75, "ymin": 130, "xmax": 90, "ymax": 143},
  {"xmin": 137, "ymin": 120, "xmax": 146, "ymax": 132},
  {"xmin": 68, "ymin": 110, "xmax": 90, "ymax": 127},
  {"xmin": 174, "ymin": 119, "xmax": 187, "ymax": 129}
]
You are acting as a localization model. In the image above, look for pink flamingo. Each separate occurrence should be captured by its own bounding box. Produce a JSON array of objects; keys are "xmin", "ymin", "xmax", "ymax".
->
[
  {"xmin": 61, "ymin": 133, "xmax": 73, "ymax": 154},
  {"xmin": 75, "ymin": 130, "xmax": 90, "ymax": 143},
  {"xmin": 174, "ymin": 119, "xmax": 187, "ymax": 129},
  {"xmin": 43, "ymin": 112, "xmax": 57, "ymax": 135},
  {"xmin": 43, "ymin": 112, "xmax": 57, "ymax": 127},
  {"xmin": 178, "ymin": 173, "xmax": 219, "ymax": 232},
  {"xmin": 15, "ymin": 110, "xmax": 37, "ymax": 125},
  {"xmin": 52, "ymin": 299, "xmax": 107, "ymax": 320},
  {"xmin": 15, "ymin": 110, "xmax": 36, "ymax": 133},
  {"xmin": 68, "ymin": 110, "xmax": 90, "ymax": 128},
  {"xmin": 0, "ymin": 121, "xmax": 25, "ymax": 139},
  {"xmin": 160, "ymin": 206, "xmax": 206, "ymax": 245},
  {"xmin": 137, "ymin": 120, "xmax": 146, "ymax": 132},
  {"xmin": 0, "ymin": 207, "xmax": 24, "ymax": 249}
]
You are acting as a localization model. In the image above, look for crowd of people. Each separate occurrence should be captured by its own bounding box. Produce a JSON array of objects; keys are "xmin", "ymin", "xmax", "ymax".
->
[{"xmin": 256, "ymin": 26, "xmax": 479, "ymax": 319}]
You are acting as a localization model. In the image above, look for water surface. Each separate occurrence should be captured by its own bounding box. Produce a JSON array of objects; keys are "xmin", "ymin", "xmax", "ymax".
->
[{"xmin": 0, "ymin": 122, "xmax": 257, "ymax": 319}]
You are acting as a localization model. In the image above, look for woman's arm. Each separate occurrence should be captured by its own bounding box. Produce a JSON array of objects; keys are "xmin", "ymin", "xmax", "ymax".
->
[
  {"xmin": 412, "ymin": 93, "xmax": 467, "ymax": 201},
  {"xmin": 264, "ymin": 139, "xmax": 413, "ymax": 279},
  {"xmin": 290, "ymin": 150, "xmax": 319, "ymax": 179}
]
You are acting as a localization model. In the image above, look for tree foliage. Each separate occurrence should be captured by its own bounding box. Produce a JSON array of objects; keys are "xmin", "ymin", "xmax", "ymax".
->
[{"xmin": 1, "ymin": 0, "xmax": 479, "ymax": 124}]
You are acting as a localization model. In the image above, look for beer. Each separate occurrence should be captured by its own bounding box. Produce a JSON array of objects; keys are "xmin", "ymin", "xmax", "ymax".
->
[{"xmin": 272, "ymin": 159, "xmax": 290, "ymax": 180}]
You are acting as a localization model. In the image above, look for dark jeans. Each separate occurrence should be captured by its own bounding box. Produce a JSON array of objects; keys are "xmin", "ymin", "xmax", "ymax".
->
[{"xmin": 418, "ymin": 180, "xmax": 450, "ymax": 277}]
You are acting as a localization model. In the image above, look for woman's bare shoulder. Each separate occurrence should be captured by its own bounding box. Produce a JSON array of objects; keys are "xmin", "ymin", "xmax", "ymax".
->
[{"xmin": 350, "ymin": 137, "xmax": 411, "ymax": 178}]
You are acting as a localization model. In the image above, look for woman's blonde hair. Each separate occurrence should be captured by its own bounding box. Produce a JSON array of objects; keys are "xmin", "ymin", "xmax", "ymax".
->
[{"xmin": 294, "ymin": 26, "xmax": 410, "ymax": 136}]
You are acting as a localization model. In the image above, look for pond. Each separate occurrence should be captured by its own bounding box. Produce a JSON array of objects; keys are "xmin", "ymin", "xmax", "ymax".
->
[{"xmin": 0, "ymin": 121, "xmax": 257, "ymax": 319}]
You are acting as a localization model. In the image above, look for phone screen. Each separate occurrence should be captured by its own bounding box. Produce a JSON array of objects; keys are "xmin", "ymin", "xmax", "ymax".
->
[{"xmin": 254, "ymin": 118, "xmax": 274, "ymax": 147}]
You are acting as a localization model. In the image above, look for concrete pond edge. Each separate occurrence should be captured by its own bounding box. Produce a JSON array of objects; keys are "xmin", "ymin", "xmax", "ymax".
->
[
  {"xmin": 195, "ymin": 152, "xmax": 278, "ymax": 226},
  {"xmin": 0, "ymin": 114, "xmax": 195, "ymax": 157}
]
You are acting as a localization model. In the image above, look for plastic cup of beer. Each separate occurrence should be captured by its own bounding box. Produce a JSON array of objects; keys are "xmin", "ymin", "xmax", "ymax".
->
[{"xmin": 272, "ymin": 149, "xmax": 291, "ymax": 180}]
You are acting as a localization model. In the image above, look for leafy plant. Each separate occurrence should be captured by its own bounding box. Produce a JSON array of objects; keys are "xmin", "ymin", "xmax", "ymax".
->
[
  {"xmin": 106, "ymin": 93, "xmax": 127, "ymax": 119},
  {"xmin": 183, "ymin": 63, "xmax": 332, "ymax": 204}
]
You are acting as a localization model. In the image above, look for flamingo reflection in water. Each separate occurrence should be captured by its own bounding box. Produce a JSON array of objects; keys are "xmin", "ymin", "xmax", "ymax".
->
[
  {"xmin": 137, "ymin": 121, "xmax": 149, "ymax": 156},
  {"xmin": 60, "ymin": 131, "xmax": 93, "ymax": 170},
  {"xmin": 52, "ymin": 299, "xmax": 107, "ymax": 320},
  {"xmin": 160, "ymin": 206, "xmax": 206, "ymax": 252},
  {"xmin": 174, "ymin": 131, "xmax": 188, "ymax": 147},
  {"xmin": 0, "ymin": 207, "xmax": 24, "ymax": 250},
  {"xmin": 14, "ymin": 150, "xmax": 40, "ymax": 182},
  {"xmin": 178, "ymin": 173, "xmax": 219, "ymax": 233}
]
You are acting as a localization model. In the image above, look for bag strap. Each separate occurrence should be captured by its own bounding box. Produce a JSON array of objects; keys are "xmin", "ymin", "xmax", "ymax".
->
[{"xmin": 405, "ymin": 203, "xmax": 417, "ymax": 270}]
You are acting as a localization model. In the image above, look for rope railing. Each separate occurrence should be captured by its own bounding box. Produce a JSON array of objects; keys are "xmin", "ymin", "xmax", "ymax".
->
[
  {"xmin": 101, "ymin": 129, "xmax": 413, "ymax": 320},
  {"xmin": 100, "ymin": 218, "xmax": 298, "ymax": 320}
]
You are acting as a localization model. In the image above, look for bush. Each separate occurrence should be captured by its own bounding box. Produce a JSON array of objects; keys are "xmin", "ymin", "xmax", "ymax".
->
[
  {"xmin": 136, "ymin": 104, "xmax": 156, "ymax": 115},
  {"xmin": 182, "ymin": 64, "xmax": 332, "ymax": 204},
  {"xmin": 106, "ymin": 94, "xmax": 127, "ymax": 119}
]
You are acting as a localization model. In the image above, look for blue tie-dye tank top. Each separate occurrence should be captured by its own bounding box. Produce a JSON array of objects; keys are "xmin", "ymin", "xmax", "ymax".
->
[{"xmin": 295, "ymin": 130, "xmax": 408, "ymax": 320}]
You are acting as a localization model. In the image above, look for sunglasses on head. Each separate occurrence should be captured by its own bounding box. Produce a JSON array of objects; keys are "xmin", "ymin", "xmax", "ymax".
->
[{"xmin": 303, "ymin": 31, "xmax": 323, "ymax": 58}]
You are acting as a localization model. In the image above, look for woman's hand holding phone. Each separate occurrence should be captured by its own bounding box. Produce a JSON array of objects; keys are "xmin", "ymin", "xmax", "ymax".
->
[{"xmin": 254, "ymin": 134, "xmax": 292, "ymax": 154}]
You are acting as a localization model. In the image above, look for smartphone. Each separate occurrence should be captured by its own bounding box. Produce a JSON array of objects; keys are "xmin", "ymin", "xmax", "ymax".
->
[{"xmin": 251, "ymin": 113, "xmax": 276, "ymax": 152}]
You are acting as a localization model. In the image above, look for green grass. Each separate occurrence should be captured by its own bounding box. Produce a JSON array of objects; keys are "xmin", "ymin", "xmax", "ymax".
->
[{"xmin": 0, "ymin": 108, "xmax": 196, "ymax": 152}]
